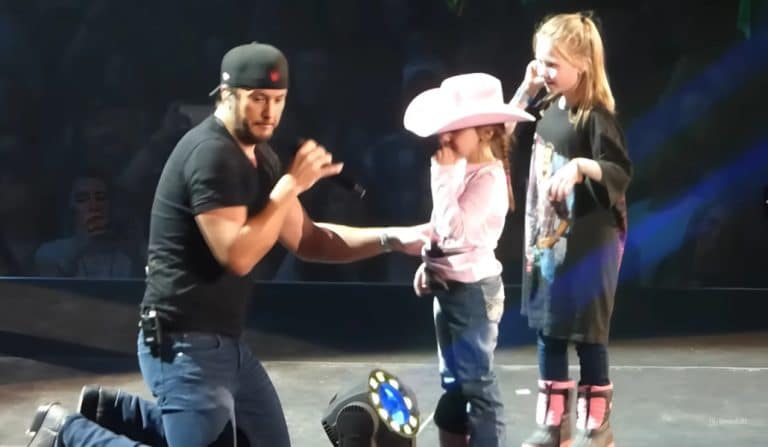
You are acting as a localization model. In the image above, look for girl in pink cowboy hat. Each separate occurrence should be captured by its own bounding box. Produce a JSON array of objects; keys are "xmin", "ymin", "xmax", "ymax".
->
[
  {"xmin": 404, "ymin": 72, "xmax": 534, "ymax": 447},
  {"xmin": 509, "ymin": 12, "xmax": 633, "ymax": 447}
]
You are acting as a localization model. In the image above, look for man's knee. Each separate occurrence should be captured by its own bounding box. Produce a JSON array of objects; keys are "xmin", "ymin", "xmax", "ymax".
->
[
  {"xmin": 434, "ymin": 390, "xmax": 468, "ymax": 434},
  {"xmin": 209, "ymin": 422, "xmax": 251, "ymax": 447}
]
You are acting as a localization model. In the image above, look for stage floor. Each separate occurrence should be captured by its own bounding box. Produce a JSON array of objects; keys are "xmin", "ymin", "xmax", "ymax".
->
[{"xmin": 2, "ymin": 332, "xmax": 767, "ymax": 446}]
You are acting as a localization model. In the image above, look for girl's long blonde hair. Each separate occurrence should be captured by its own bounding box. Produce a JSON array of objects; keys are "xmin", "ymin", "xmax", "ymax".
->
[{"xmin": 534, "ymin": 12, "xmax": 615, "ymax": 126}]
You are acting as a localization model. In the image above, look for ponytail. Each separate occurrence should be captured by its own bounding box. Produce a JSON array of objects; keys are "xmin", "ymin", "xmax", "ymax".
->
[{"xmin": 486, "ymin": 124, "xmax": 515, "ymax": 212}]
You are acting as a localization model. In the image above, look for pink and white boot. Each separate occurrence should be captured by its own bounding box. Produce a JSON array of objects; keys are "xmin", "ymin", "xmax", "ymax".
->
[
  {"xmin": 572, "ymin": 383, "xmax": 614, "ymax": 447},
  {"xmin": 522, "ymin": 380, "xmax": 575, "ymax": 447}
]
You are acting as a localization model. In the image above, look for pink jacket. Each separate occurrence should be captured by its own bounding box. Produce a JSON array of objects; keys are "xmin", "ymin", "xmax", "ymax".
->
[{"xmin": 424, "ymin": 158, "xmax": 509, "ymax": 282}]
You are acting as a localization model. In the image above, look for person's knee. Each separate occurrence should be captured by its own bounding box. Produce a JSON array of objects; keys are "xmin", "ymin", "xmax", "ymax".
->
[
  {"xmin": 575, "ymin": 342, "xmax": 607, "ymax": 359},
  {"xmin": 162, "ymin": 407, "xmax": 232, "ymax": 447},
  {"xmin": 208, "ymin": 421, "xmax": 251, "ymax": 447},
  {"xmin": 538, "ymin": 335, "xmax": 570, "ymax": 380},
  {"xmin": 434, "ymin": 391, "xmax": 468, "ymax": 434},
  {"xmin": 539, "ymin": 333, "xmax": 568, "ymax": 355}
]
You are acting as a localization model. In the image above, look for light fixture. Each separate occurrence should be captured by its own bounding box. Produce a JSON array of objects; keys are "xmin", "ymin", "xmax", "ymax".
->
[{"xmin": 321, "ymin": 368, "xmax": 420, "ymax": 446}]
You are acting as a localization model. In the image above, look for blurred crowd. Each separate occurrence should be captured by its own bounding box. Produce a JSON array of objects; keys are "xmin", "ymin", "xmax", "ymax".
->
[{"xmin": 0, "ymin": 0, "xmax": 765, "ymax": 287}]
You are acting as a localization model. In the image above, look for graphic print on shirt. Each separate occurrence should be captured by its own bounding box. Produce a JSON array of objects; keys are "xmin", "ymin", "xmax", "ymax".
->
[{"xmin": 526, "ymin": 133, "xmax": 574, "ymax": 283}]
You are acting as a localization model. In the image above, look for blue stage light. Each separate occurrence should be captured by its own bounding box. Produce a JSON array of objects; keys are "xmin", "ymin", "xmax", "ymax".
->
[
  {"xmin": 322, "ymin": 368, "xmax": 420, "ymax": 446},
  {"xmin": 378, "ymin": 382, "xmax": 409, "ymax": 425}
]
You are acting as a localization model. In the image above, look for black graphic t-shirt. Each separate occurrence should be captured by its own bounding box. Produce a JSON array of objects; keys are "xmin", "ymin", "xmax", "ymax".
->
[
  {"xmin": 521, "ymin": 98, "xmax": 632, "ymax": 343},
  {"xmin": 141, "ymin": 116, "xmax": 280, "ymax": 336}
]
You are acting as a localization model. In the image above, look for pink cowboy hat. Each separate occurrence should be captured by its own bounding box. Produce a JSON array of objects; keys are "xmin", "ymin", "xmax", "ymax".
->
[{"xmin": 403, "ymin": 72, "xmax": 535, "ymax": 137}]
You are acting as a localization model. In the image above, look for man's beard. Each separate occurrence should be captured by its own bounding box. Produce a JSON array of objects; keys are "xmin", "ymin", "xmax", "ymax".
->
[
  {"xmin": 232, "ymin": 105, "xmax": 271, "ymax": 145},
  {"xmin": 233, "ymin": 118, "xmax": 268, "ymax": 145}
]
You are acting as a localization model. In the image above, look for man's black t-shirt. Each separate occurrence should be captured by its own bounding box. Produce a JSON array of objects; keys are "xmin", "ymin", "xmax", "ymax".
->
[{"xmin": 141, "ymin": 116, "xmax": 280, "ymax": 336}]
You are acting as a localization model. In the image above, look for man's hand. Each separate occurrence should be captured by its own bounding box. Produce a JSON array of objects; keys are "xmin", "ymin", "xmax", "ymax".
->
[
  {"xmin": 286, "ymin": 139, "xmax": 344, "ymax": 194},
  {"xmin": 385, "ymin": 226, "xmax": 430, "ymax": 256}
]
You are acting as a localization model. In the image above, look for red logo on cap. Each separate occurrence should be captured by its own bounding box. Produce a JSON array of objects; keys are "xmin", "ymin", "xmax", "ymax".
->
[{"xmin": 269, "ymin": 69, "xmax": 280, "ymax": 83}]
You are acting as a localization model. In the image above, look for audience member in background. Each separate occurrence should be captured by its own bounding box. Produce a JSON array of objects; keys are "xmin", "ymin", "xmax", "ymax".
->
[{"xmin": 35, "ymin": 172, "xmax": 142, "ymax": 278}]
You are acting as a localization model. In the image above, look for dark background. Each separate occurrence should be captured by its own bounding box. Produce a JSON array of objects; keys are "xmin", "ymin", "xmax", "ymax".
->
[{"xmin": 0, "ymin": 0, "xmax": 766, "ymax": 290}]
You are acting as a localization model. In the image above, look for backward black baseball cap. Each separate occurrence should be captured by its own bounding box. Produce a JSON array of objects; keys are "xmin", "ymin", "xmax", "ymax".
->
[{"xmin": 208, "ymin": 42, "xmax": 289, "ymax": 96}]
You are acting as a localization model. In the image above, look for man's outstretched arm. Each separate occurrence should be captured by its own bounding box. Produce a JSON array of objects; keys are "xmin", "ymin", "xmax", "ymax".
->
[{"xmin": 279, "ymin": 197, "xmax": 429, "ymax": 262}]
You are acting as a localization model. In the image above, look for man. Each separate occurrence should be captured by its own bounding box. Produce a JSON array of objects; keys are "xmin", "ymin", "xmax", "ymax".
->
[
  {"xmin": 25, "ymin": 42, "xmax": 425, "ymax": 447},
  {"xmin": 35, "ymin": 172, "xmax": 141, "ymax": 278}
]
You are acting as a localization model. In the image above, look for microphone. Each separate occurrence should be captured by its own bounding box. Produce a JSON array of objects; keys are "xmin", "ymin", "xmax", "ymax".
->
[
  {"xmin": 332, "ymin": 172, "xmax": 367, "ymax": 198},
  {"xmin": 296, "ymin": 138, "xmax": 366, "ymax": 199},
  {"xmin": 424, "ymin": 240, "xmax": 449, "ymax": 291}
]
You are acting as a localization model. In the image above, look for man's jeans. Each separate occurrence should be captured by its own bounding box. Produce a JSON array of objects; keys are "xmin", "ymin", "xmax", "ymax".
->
[
  {"xmin": 57, "ymin": 330, "xmax": 290, "ymax": 447},
  {"xmin": 433, "ymin": 275, "xmax": 506, "ymax": 447}
]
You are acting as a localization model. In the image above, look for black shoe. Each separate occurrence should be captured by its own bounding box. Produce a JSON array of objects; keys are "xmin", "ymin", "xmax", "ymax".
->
[
  {"xmin": 26, "ymin": 403, "xmax": 71, "ymax": 447},
  {"xmin": 76, "ymin": 385, "xmax": 119, "ymax": 424}
]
